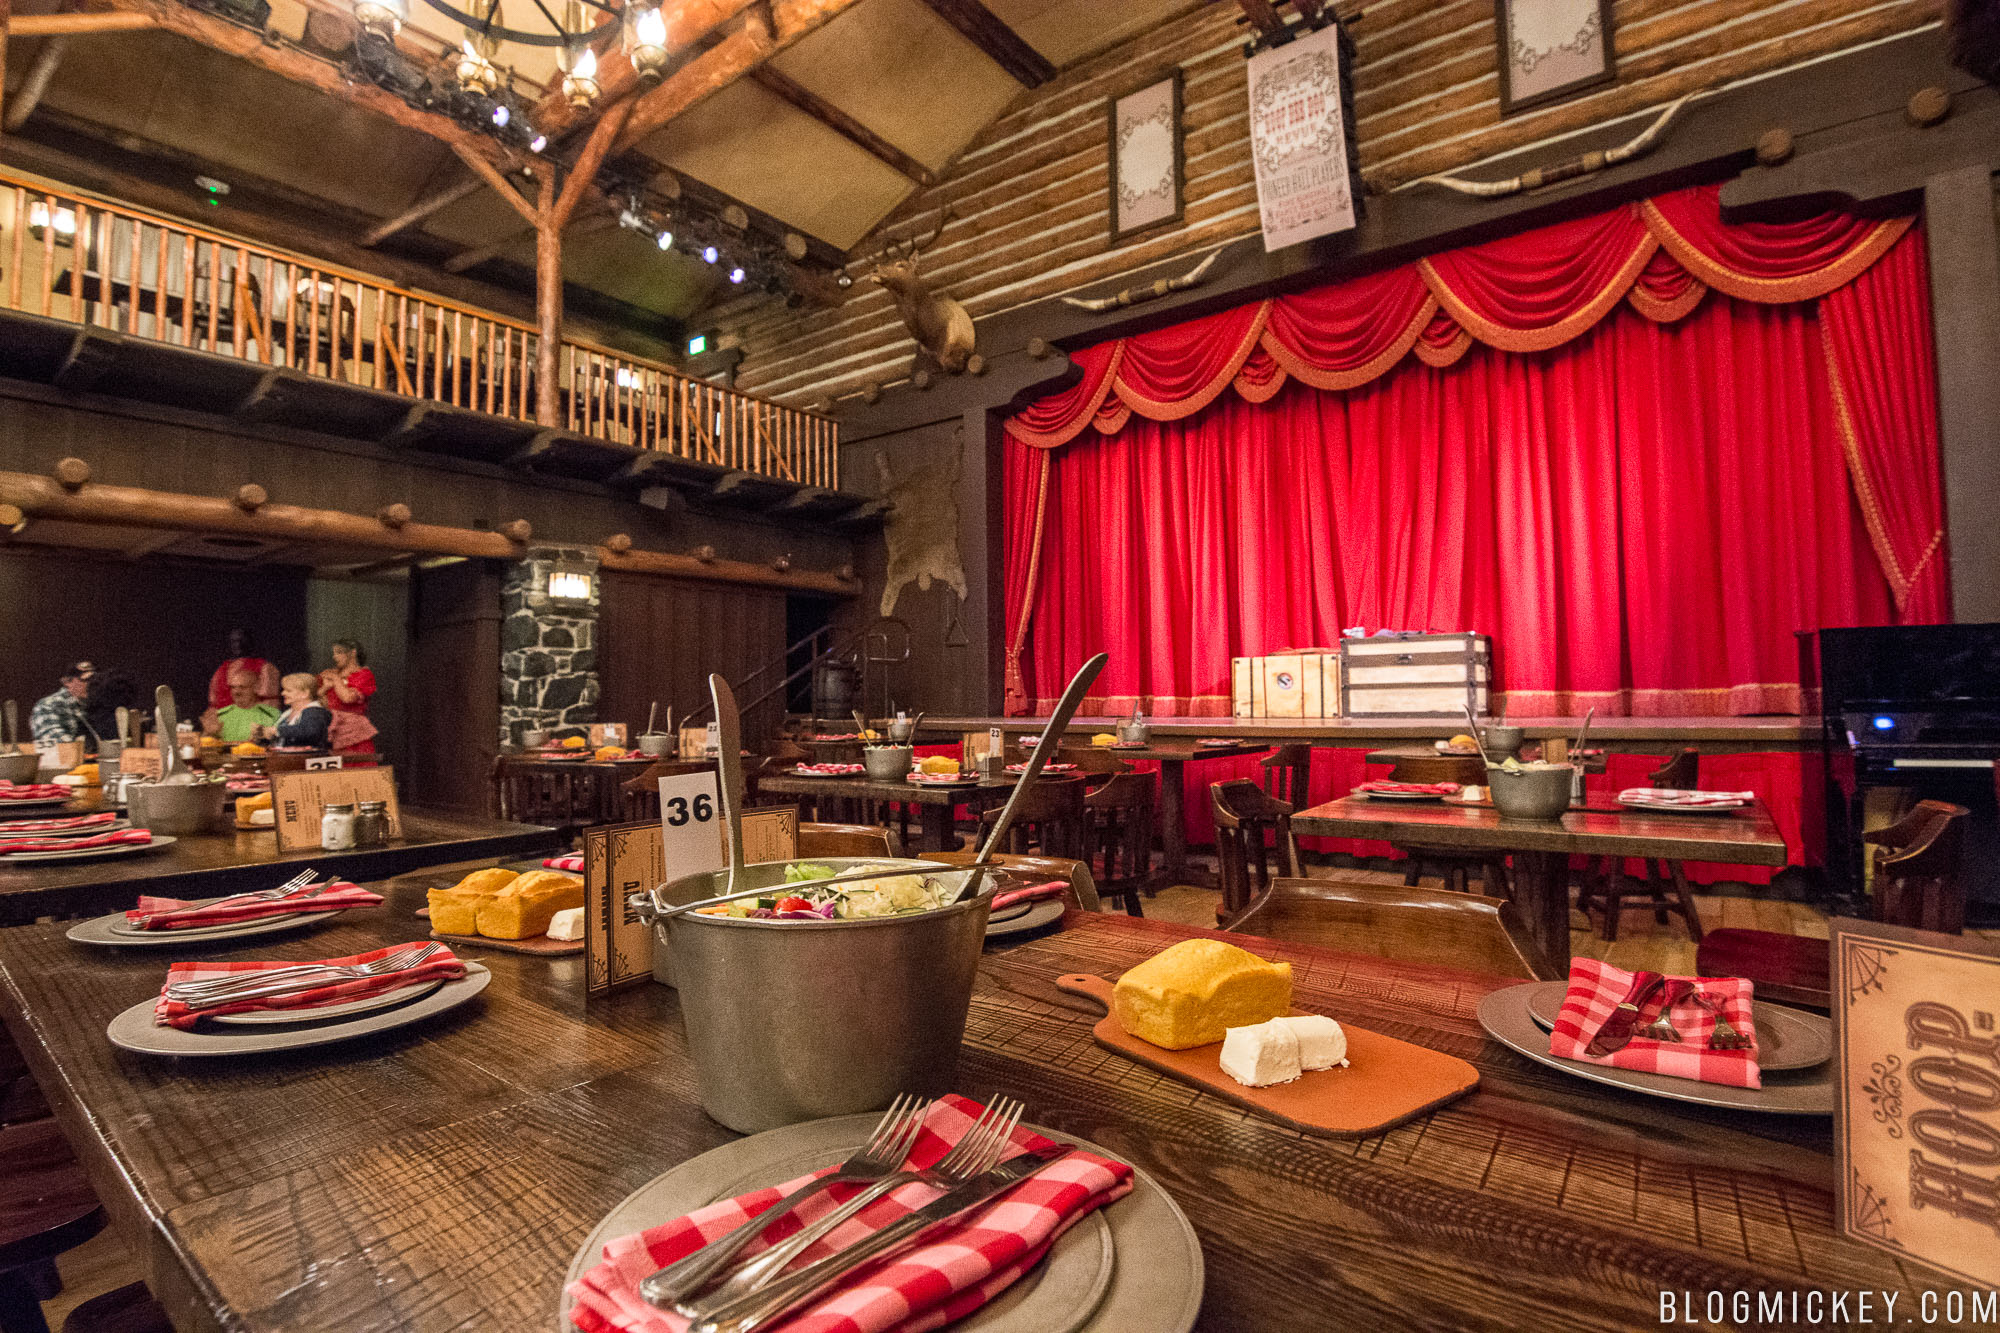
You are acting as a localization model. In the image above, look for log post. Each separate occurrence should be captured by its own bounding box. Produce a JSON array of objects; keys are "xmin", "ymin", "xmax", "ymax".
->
[
  {"xmin": 0, "ymin": 0, "xmax": 12, "ymax": 129},
  {"xmin": 535, "ymin": 171, "xmax": 561, "ymax": 427}
]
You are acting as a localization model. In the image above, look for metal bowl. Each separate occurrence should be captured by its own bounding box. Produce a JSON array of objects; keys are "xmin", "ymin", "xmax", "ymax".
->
[
  {"xmin": 0, "ymin": 751, "xmax": 39, "ymax": 784},
  {"xmin": 1482, "ymin": 725, "xmax": 1525, "ymax": 756},
  {"xmin": 637, "ymin": 857, "xmax": 990, "ymax": 1133},
  {"xmin": 1487, "ymin": 763, "xmax": 1574, "ymax": 820},
  {"xmin": 635, "ymin": 733, "xmax": 673, "ymax": 757},
  {"xmin": 862, "ymin": 744, "xmax": 913, "ymax": 781},
  {"xmin": 128, "ymin": 780, "xmax": 228, "ymax": 835}
]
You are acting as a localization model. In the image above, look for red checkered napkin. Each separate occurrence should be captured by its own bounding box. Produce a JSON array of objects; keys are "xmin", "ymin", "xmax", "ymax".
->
[
  {"xmin": 990, "ymin": 882, "xmax": 1066, "ymax": 911},
  {"xmin": 1617, "ymin": 787, "xmax": 1754, "ymax": 807},
  {"xmin": 0, "ymin": 829, "xmax": 150, "ymax": 854},
  {"xmin": 1548, "ymin": 958, "xmax": 1762, "ymax": 1089},
  {"xmin": 152, "ymin": 942, "xmax": 465, "ymax": 1029},
  {"xmin": 545, "ymin": 854, "xmax": 585, "ymax": 872},
  {"xmin": 125, "ymin": 880, "xmax": 382, "ymax": 931},
  {"xmin": 0, "ymin": 811, "xmax": 119, "ymax": 835},
  {"xmin": 567, "ymin": 1094, "xmax": 1134, "ymax": 1333},
  {"xmin": 1357, "ymin": 780, "xmax": 1461, "ymax": 795}
]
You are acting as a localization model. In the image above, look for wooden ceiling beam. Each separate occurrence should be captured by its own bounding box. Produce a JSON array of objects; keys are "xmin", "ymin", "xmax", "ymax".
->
[
  {"xmin": 613, "ymin": 0, "xmax": 866, "ymax": 154},
  {"xmin": 748, "ymin": 65, "xmax": 937, "ymax": 186},
  {"xmin": 450, "ymin": 142, "xmax": 541, "ymax": 228},
  {"xmin": 529, "ymin": 0, "xmax": 760, "ymax": 142},
  {"xmin": 1234, "ymin": 0, "xmax": 1286, "ymax": 37},
  {"xmin": 5, "ymin": 35, "xmax": 70, "ymax": 131},
  {"xmin": 85, "ymin": 0, "xmax": 520, "ymax": 173},
  {"xmin": 916, "ymin": 0, "xmax": 1052, "ymax": 87},
  {"xmin": 360, "ymin": 174, "xmax": 486, "ymax": 246},
  {"xmin": 9, "ymin": 11, "xmax": 159, "ymax": 34}
]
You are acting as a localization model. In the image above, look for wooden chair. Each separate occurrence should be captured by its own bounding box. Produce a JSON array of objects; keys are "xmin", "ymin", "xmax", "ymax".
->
[
  {"xmin": 1695, "ymin": 801, "xmax": 1969, "ymax": 1011},
  {"xmin": 0, "ymin": 1118, "xmax": 105, "ymax": 1333},
  {"xmin": 1576, "ymin": 749, "xmax": 1704, "ymax": 941},
  {"xmin": 1867, "ymin": 799, "xmax": 1969, "ymax": 933},
  {"xmin": 1260, "ymin": 744, "xmax": 1312, "ymax": 806},
  {"xmin": 1210, "ymin": 779, "xmax": 1298, "ymax": 922},
  {"xmin": 61, "ymin": 1282, "xmax": 173, "ymax": 1333},
  {"xmin": 491, "ymin": 756, "xmax": 607, "ymax": 829},
  {"xmin": 977, "ymin": 773, "xmax": 1088, "ymax": 859},
  {"xmin": 1224, "ymin": 878, "xmax": 1561, "ymax": 981},
  {"xmin": 797, "ymin": 822, "xmax": 901, "ymax": 859},
  {"xmin": 1083, "ymin": 770, "xmax": 1156, "ymax": 916},
  {"xmin": 1388, "ymin": 753, "xmax": 1509, "ymax": 896},
  {"xmin": 617, "ymin": 761, "xmax": 712, "ymax": 824},
  {"xmin": 926, "ymin": 850, "xmax": 1102, "ymax": 912},
  {"xmin": 1058, "ymin": 746, "xmax": 1132, "ymax": 787}
]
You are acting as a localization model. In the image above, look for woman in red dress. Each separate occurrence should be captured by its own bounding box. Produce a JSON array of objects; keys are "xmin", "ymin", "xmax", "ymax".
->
[{"xmin": 318, "ymin": 639, "xmax": 379, "ymax": 754}]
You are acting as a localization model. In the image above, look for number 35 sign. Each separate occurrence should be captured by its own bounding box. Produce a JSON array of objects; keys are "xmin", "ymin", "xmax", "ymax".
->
[{"xmin": 1834, "ymin": 917, "xmax": 2000, "ymax": 1286}]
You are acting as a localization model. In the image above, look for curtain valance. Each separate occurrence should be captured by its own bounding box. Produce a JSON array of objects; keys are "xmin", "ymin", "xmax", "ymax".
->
[{"xmin": 1007, "ymin": 185, "xmax": 1912, "ymax": 450}]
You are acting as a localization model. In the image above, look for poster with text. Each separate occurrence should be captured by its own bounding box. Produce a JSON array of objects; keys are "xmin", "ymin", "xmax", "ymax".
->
[{"xmin": 1248, "ymin": 23, "xmax": 1355, "ymax": 253}]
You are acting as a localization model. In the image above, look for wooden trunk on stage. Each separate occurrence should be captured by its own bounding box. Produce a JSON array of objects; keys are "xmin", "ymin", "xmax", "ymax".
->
[
  {"xmin": 1233, "ymin": 650, "xmax": 1341, "ymax": 718},
  {"xmin": 1341, "ymin": 633, "xmax": 1491, "ymax": 718}
]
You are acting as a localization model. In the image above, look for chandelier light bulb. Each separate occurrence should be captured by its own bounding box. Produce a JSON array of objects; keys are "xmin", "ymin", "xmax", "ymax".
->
[
  {"xmin": 352, "ymin": 0, "xmax": 404, "ymax": 35},
  {"xmin": 627, "ymin": 5, "xmax": 669, "ymax": 81},
  {"xmin": 456, "ymin": 37, "xmax": 500, "ymax": 95},
  {"xmin": 561, "ymin": 44, "xmax": 600, "ymax": 108}
]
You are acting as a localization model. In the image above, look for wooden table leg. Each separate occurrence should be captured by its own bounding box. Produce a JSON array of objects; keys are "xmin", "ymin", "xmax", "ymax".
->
[
  {"xmin": 1511, "ymin": 849, "xmax": 1574, "ymax": 971},
  {"xmin": 1157, "ymin": 759, "xmax": 1194, "ymax": 887},
  {"xmin": 918, "ymin": 804, "xmax": 955, "ymax": 854}
]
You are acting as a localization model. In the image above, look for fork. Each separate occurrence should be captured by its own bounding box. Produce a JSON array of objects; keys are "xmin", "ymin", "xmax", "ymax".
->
[
  {"xmin": 679, "ymin": 1098, "xmax": 1025, "ymax": 1317},
  {"xmin": 147, "ymin": 869, "xmax": 321, "ymax": 923},
  {"xmin": 1692, "ymin": 990, "xmax": 1754, "ymax": 1051},
  {"xmin": 165, "ymin": 943, "xmax": 445, "ymax": 1008},
  {"xmin": 1639, "ymin": 981, "xmax": 1692, "ymax": 1043},
  {"xmin": 638, "ymin": 1095, "xmax": 932, "ymax": 1310}
]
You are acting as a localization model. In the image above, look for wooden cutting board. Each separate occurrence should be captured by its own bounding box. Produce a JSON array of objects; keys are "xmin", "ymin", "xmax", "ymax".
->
[
  {"xmin": 1055, "ymin": 973, "xmax": 1479, "ymax": 1139},
  {"xmin": 426, "ymin": 928, "xmax": 582, "ymax": 957}
]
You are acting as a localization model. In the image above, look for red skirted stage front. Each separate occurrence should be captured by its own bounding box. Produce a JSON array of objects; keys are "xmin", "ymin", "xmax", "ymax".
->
[{"xmin": 1003, "ymin": 185, "xmax": 1947, "ymax": 721}]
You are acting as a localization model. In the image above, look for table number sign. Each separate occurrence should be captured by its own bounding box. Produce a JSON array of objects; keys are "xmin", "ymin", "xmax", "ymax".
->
[
  {"xmin": 270, "ymin": 766, "xmax": 401, "ymax": 852},
  {"xmin": 304, "ymin": 755, "xmax": 344, "ymax": 771},
  {"xmin": 582, "ymin": 819, "xmax": 661, "ymax": 995},
  {"xmin": 1833, "ymin": 917, "xmax": 2000, "ymax": 1286},
  {"xmin": 116, "ymin": 748, "xmax": 163, "ymax": 781},
  {"xmin": 589, "ymin": 723, "xmax": 628, "ymax": 747}
]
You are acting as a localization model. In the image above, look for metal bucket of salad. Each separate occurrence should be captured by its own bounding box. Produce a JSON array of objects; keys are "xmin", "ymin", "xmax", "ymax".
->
[{"xmin": 635, "ymin": 857, "xmax": 992, "ymax": 1134}]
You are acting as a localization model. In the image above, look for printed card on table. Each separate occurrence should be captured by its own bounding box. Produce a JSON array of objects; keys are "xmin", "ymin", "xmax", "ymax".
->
[
  {"xmin": 270, "ymin": 766, "xmax": 401, "ymax": 852},
  {"xmin": 583, "ymin": 820, "xmax": 662, "ymax": 996},
  {"xmin": 1832, "ymin": 917, "xmax": 2000, "ymax": 1287}
]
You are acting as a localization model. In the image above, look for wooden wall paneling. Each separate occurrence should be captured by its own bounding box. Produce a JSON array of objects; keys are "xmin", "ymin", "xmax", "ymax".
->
[
  {"xmin": 0, "ymin": 546, "xmax": 310, "ymax": 729},
  {"xmin": 596, "ymin": 571, "xmax": 793, "ymax": 744},
  {"xmin": 1923, "ymin": 164, "xmax": 2000, "ymax": 623},
  {"xmin": 405, "ymin": 559, "xmax": 501, "ymax": 813}
]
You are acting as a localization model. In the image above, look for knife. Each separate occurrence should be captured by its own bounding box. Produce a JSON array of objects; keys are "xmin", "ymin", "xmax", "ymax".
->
[
  {"xmin": 1584, "ymin": 970, "xmax": 1667, "ymax": 1057},
  {"xmin": 687, "ymin": 1142, "xmax": 1078, "ymax": 1333}
]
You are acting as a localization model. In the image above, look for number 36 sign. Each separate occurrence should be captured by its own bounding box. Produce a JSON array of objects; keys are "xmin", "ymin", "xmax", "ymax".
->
[
  {"xmin": 1834, "ymin": 917, "xmax": 2000, "ymax": 1287},
  {"xmin": 657, "ymin": 771, "xmax": 725, "ymax": 873}
]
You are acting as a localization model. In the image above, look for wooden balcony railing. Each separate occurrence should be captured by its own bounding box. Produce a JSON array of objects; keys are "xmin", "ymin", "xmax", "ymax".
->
[{"xmin": 0, "ymin": 169, "xmax": 838, "ymax": 487}]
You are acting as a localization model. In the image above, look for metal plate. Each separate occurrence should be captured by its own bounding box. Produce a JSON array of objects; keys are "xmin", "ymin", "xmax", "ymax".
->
[
  {"xmin": 1519, "ymin": 980, "xmax": 1832, "ymax": 1071},
  {"xmin": 1615, "ymin": 799, "xmax": 1747, "ymax": 816},
  {"xmin": 0, "ymin": 834, "xmax": 175, "ymax": 864},
  {"xmin": 0, "ymin": 796, "xmax": 80, "ymax": 813},
  {"xmin": 0, "ymin": 818, "xmax": 133, "ymax": 839},
  {"xmin": 1478, "ymin": 984, "xmax": 1833, "ymax": 1114},
  {"xmin": 104, "ymin": 965, "xmax": 490, "ymax": 1056},
  {"xmin": 207, "ymin": 978, "xmax": 445, "ymax": 1026},
  {"xmin": 557, "ymin": 1117, "xmax": 1202, "ymax": 1333},
  {"xmin": 985, "ymin": 899, "xmax": 1066, "ymax": 939},
  {"xmin": 1355, "ymin": 790, "xmax": 1448, "ymax": 802},
  {"xmin": 68, "ymin": 900, "xmax": 337, "ymax": 948}
]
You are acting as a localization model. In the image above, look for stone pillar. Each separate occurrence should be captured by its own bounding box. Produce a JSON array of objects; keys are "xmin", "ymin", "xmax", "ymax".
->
[{"xmin": 499, "ymin": 546, "xmax": 600, "ymax": 746}]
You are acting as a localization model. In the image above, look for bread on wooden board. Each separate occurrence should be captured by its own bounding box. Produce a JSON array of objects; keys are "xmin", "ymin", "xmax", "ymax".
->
[{"xmin": 1112, "ymin": 938, "xmax": 1293, "ymax": 1050}]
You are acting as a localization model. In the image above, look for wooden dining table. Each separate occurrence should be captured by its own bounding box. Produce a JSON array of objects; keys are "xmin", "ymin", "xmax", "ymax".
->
[
  {"xmin": 0, "ymin": 804, "xmax": 562, "ymax": 925},
  {"xmin": 753, "ymin": 771, "xmax": 1014, "ymax": 852},
  {"xmin": 1040, "ymin": 740, "xmax": 1269, "ymax": 887},
  {"xmin": 0, "ymin": 879, "xmax": 1925, "ymax": 1332},
  {"xmin": 1292, "ymin": 793, "xmax": 1790, "ymax": 969}
]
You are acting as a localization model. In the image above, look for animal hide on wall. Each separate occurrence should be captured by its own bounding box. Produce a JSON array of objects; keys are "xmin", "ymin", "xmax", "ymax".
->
[{"xmin": 876, "ymin": 444, "xmax": 968, "ymax": 619}]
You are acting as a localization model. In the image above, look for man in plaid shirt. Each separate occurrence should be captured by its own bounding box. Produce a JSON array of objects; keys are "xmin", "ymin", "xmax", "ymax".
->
[{"xmin": 30, "ymin": 662, "xmax": 95, "ymax": 744}]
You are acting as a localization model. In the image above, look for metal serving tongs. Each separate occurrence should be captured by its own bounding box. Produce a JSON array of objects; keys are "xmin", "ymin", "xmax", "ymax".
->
[
  {"xmin": 950, "ymin": 651, "xmax": 1108, "ymax": 905},
  {"xmin": 155, "ymin": 685, "xmax": 197, "ymax": 784},
  {"xmin": 710, "ymin": 673, "xmax": 747, "ymax": 899}
]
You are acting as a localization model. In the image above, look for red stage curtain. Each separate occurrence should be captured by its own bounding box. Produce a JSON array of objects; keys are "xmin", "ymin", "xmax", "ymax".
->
[{"xmin": 1015, "ymin": 291, "xmax": 1900, "ymax": 719}]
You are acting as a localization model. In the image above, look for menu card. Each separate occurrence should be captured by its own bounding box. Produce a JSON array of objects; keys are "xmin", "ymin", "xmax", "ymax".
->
[
  {"xmin": 1833, "ymin": 917, "xmax": 2000, "ymax": 1286},
  {"xmin": 583, "ymin": 820, "xmax": 661, "ymax": 995},
  {"xmin": 270, "ymin": 766, "xmax": 402, "ymax": 852}
]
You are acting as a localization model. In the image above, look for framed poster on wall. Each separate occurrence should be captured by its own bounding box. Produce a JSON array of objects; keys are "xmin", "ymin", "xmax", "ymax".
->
[
  {"xmin": 1498, "ymin": 0, "xmax": 1616, "ymax": 114},
  {"xmin": 1108, "ymin": 71, "xmax": 1183, "ymax": 244}
]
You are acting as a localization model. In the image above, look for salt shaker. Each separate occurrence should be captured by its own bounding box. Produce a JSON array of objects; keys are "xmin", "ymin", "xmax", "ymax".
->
[{"xmin": 320, "ymin": 801, "xmax": 357, "ymax": 851}]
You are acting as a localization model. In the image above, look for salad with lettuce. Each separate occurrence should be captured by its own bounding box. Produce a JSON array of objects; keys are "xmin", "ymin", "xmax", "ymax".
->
[{"xmin": 696, "ymin": 861, "xmax": 958, "ymax": 921}]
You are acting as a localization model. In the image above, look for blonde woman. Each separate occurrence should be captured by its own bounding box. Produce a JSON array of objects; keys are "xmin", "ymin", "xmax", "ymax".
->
[{"xmin": 258, "ymin": 673, "xmax": 332, "ymax": 749}]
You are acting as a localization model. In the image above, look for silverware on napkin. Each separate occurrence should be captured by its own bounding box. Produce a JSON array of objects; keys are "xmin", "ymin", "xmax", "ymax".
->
[{"xmin": 1584, "ymin": 970, "xmax": 1666, "ymax": 1057}]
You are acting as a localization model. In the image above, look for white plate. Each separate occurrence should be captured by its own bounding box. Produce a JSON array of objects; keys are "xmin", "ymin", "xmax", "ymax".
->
[
  {"xmin": 105, "ymin": 964, "xmax": 489, "ymax": 1056},
  {"xmin": 986, "ymin": 898, "xmax": 1066, "ymax": 938},
  {"xmin": 68, "ymin": 898, "xmax": 333, "ymax": 948},
  {"xmin": 556, "ymin": 1116, "xmax": 1201, "ymax": 1333},
  {"xmin": 1477, "ymin": 984, "xmax": 1832, "ymax": 1114},
  {"xmin": 1517, "ymin": 979, "xmax": 1832, "ymax": 1071},
  {"xmin": 0, "ymin": 834, "xmax": 175, "ymax": 864},
  {"xmin": 207, "ymin": 977, "xmax": 445, "ymax": 1026}
]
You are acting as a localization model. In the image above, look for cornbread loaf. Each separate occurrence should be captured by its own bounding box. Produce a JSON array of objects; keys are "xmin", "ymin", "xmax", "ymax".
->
[
  {"xmin": 231, "ymin": 742, "xmax": 266, "ymax": 756},
  {"xmin": 1113, "ymin": 939, "xmax": 1293, "ymax": 1050},
  {"xmin": 426, "ymin": 867, "xmax": 520, "ymax": 936},
  {"xmin": 475, "ymin": 870, "xmax": 584, "ymax": 940},
  {"xmin": 916, "ymin": 754, "xmax": 959, "ymax": 775},
  {"xmin": 235, "ymin": 792, "xmax": 273, "ymax": 824}
]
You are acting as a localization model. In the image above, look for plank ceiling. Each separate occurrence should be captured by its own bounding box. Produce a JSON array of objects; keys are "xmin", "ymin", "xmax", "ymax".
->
[{"xmin": 1, "ymin": 0, "xmax": 1201, "ymax": 328}]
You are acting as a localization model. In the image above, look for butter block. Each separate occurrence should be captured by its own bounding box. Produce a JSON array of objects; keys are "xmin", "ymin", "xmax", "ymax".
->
[
  {"xmin": 1280, "ymin": 1015, "xmax": 1348, "ymax": 1070},
  {"xmin": 546, "ymin": 906, "xmax": 584, "ymax": 941},
  {"xmin": 476, "ymin": 870, "xmax": 583, "ymax": 940},
  {"xmin": 1220, "ymin": 1019, "xmax": 1302, "ymax": 1088},
  {"xmin": 1113, "ymin": 938, "xmax": 1293, "ymax": 1050}
]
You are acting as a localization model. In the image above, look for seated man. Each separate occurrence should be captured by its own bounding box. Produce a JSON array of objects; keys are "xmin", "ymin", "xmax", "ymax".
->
[
  {"xmin": 204, "ymin": 671, "xmax": 279, "ymax": 744},
  {"xmin": 30, "ymin": 662, "xmax": 94, "ymax": 745}
]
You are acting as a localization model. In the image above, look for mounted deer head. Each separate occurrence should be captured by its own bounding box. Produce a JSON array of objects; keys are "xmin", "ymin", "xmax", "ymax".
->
[{"xmin": 864, "ymin": 208, "xmax": 976, "ymax": 375}]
